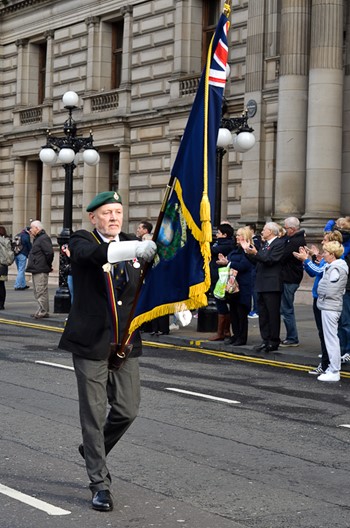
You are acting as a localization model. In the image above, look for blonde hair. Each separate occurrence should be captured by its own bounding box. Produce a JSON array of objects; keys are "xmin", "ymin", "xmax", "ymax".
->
[
  {"xmin": 325, "ymin": 230, "xmax": 343, "ymax": 243},
  {"xmin": 236, "ymin": 226, "xmax": 253, "ymax": 244},
  {"xmin": 336, "ymin": 217, "xmax": 350, "ymax": 230},
  {"xmin": 323, "ymin": 241, "xmax": 344, "ymax": 259},
  {"xmin": 277, "ymin": 224, "xmax": 286, "ymax": 237}
]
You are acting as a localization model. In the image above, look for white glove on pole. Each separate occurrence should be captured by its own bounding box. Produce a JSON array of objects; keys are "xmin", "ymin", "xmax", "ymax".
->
[{"xmin": 107, "ymin": 240, "xmax": 157, "ymax": 263}]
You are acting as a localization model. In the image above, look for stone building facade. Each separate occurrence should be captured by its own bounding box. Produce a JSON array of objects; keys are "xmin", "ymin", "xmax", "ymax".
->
[{"xmin": 0, "ymin": 0, "xmax": 349, "ymax": 242}]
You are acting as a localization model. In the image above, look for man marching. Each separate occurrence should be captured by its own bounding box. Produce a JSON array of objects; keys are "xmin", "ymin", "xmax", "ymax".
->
[{"xmin": 59, "ymin": 191, "xmax": 156, "ymax": 512}]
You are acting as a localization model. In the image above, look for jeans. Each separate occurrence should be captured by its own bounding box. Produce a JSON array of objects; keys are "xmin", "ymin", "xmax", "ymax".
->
[
  {"xmin": 67, "ymin": 274, "xmax": 74, "ymax": 304},
  {"xmin": 280, "ymin": 282, "xmax": 299, "ymax": 343},
  {"xmin": 338, "ymin": 291, "xmax": 350, "ymax": 355},
  {"xmin": 14, "ymin": 253, "xmax": 28, "ymax": 289}
]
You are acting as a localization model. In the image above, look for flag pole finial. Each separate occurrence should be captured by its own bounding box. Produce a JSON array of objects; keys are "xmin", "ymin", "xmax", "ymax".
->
[{"xmin": 223, "ymin": 1, "xmax": 231, "ymax": 17}]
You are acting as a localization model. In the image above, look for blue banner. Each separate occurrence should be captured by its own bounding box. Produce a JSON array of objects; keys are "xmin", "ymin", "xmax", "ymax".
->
[{"xmin": 130, "ymin": 12, "xmax": 230, "ymax": 333}]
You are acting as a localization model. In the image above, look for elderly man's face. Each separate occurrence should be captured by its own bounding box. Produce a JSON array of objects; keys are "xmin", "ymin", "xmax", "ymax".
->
[
  {"xmin": 261, "ymin": 225, "xmax": 273, "ymax": 240},
  {"xmin": 89, "ymin": 203, "xmax": 123, "ymax": 239},
  {"xmin": 29, "ymin": 224, "xmax": 40, "ymax": 236}
]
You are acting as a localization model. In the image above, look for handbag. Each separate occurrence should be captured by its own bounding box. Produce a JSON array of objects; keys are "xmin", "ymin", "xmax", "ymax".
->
[
  {"xmin": 0, "ymin": 238, "xmax": 15, "ymax": 266},
  {"xmin": 225, "ymin": 267, "xmax": 239, "ymax": 294},
  {"xmin": 213, "ymin": 264, "xmax": 239, "ymax": 299}
]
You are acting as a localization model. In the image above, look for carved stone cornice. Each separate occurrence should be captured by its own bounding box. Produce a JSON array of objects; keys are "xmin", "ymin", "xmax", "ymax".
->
[{"xmin": 0, "ymin": 0, "xmax": 49, "ymax": 15}]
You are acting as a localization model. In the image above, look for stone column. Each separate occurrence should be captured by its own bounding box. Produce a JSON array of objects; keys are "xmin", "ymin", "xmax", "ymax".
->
[
  {"xmin": 120, "ymin": 6, "xmax": 132, "ymax": 88},
  {"xmin": 44, "ymin": 30, "xmax": 54, "ymax": 102},
  {"xmin": 41, "ymin": 164, "xmax": 52, "ymax": 230},
  {"xmin": 173, "ymin": 0, "xmax": 190, "ymax": 74},
  {"xmin": 82, "ymin": 164, "xmax": 97, "ymax": 230},
  {"xmin": 85, "ymin": 17, "xmax": 100, "ymax": 92},
  {"xmin": 118, "ymin": 145, "xmax": 130, "ymax": 226},
  {"xmin": 15, "ymin": 39, "xmax": 28, "ymax": 106},
  {"xmin": 12, "ymin": 158, "xmax": 26, "ymax": 236},
  {"xmin": 342, "ymin": 3, "xmax": 350, "ymax": 211},
  {"xmin": 274, "ymin": 0, "xmax": 311, "ymax": 220},
  {"xmin": 303, "ymin": 0, "xmax": 344, "ymax": 229}
]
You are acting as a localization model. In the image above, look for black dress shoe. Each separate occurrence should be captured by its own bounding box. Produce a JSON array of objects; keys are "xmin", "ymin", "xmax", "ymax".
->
[
  {"xmin": 92, "ymin": 490, "xmax": 113, "ymax": 512},
  {"xmin": 265, "ymin": 345, "xmax": 279, "ymax": 352},
  {"xmin": 231, "ymin": 340, "xmax": 247, "ymax": 346},
  {"xmin": 254, "ymin": 342, "xmax": 268, "ymax": 352}
]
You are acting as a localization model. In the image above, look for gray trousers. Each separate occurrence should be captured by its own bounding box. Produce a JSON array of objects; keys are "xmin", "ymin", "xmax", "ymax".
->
[
  {"xmin": 32, "ymin": 272, "xmax": 49, "ymax": 315},
  {"xmin": 73, "ymin": 355, "xmax": 140, "ymax": 493}
]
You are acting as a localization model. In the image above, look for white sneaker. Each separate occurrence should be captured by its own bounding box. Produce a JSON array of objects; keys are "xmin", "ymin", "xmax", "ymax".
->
[
  {"xmin": 169, "ymin": 323, "xmax": 180, "ymax": 331},
  {"xmin": 317, "ymin": 371, "xmax": 340, "ymax": 382},
  {"xmin": 341, "ymin": 353, "xmax": 350, "ymax": 364},
  {"xmin": 308, "ymin": 365, "xmax": 325, "ymax": 375}
]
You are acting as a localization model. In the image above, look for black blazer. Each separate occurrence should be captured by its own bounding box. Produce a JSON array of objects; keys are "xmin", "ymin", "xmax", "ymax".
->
[
  {"xmin": 59, "ymin": 229, "xmax": 143, "ymax": 360},
  {"xmin": 250, "ymin": 237, "xmax": 285, "ymax": 293}
]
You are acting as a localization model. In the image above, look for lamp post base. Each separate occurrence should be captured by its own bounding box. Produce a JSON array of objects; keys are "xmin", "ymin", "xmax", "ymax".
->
[{"xmin": 54, "ymin": 287, "xmax": 71, "ymax": 314}]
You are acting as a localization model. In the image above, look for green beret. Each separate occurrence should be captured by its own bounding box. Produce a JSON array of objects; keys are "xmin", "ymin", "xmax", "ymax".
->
[{"xmin": 86, "ymin": 191, "xmax": 123, "ymax": 212}]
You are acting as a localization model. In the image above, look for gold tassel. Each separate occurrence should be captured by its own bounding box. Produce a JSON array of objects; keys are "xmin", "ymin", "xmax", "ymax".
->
[{"xmin": 200, "ymin": 194, "xmax": 212, "ymax": 243}]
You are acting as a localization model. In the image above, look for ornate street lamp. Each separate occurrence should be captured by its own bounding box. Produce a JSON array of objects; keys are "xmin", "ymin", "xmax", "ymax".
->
[
  {"xmin": 214, "ymin": 99, "xmax": 256, "ymax": 228},
  {"xmin": 197, "ymin": 98, "xmax": 256, "ymax": 333},
  {"xmin": 39, "ymin": 90, "xmax": 100, "ymax": 313}
]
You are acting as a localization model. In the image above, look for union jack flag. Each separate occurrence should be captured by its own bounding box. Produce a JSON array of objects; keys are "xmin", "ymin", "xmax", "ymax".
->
[{"xmin": 209, "ymin": 20, "xmax": 229, "ymax": 89}]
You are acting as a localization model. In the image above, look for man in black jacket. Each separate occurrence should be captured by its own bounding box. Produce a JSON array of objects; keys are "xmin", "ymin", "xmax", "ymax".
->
[
  {"xmin": 241, "ymin": 222, "xmax": 285, "ymax": 352},
  {"xmin": 26, "ymin": 220, "xmax": 53, "ymax": 318},
  {"xmin": 59, "ymin": 191, "xmax": 156, "ymax": 512},
  {"xmin": 280, "ymin": 217, "xmax": 306, "ymax": 347}
]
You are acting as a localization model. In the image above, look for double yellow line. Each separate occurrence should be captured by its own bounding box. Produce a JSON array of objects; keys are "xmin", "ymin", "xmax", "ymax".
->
[{"xmin": 1, "ymin": 317, "xmax": 350, "ymax": 379}]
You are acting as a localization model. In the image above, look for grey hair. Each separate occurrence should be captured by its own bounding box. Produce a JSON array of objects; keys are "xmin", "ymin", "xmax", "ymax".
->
[
  {"xmin": 31, "ymin": 220, "xmax": 44, "ymax": 230},
  {"xmin": 265, "ymin": 222, "xmax": 280, "ymax": 236},
  {"xmin": 284, "ymin": 216, "xmax": 300, "ymax": 230}
]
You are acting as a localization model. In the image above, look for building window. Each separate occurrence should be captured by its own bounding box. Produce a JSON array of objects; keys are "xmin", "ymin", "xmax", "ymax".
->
[
  {"xmin": 38, "ymin": 42, "xmax": 47, "ymax": 104},
  {"xmin": 202, "ymin": 0, "xmax": 220, "ymax": 67},
  {"xmin": 111, "ymin": 21, "xmax": 124, "ymax": 89},
  {"xmin": 109, "ymin": 153, "xmax": 120, "ymax": 191}
]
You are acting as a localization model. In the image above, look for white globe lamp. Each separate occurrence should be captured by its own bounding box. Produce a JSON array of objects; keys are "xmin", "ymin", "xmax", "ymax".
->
[
  {"xmin": 62, "ymin": 91, "xmax": 79, "ymax": 108},
  {"xmin": 39, "ymin": 148, "xmax": 57, "ymax": 165},
  {"xmin": 233, "ymin": 132, "xmax": 256, "ymax": 153},
  {"xmin": 58, "ymin": 148, "xmax": 75, "ymax": 164},
  {"xmin": 83, "ymin": 149, "xmax": 100, "ymax": 166},
  {"xmin": 217, "ymin": 128, "xmax": 232, "ymax": 148}
]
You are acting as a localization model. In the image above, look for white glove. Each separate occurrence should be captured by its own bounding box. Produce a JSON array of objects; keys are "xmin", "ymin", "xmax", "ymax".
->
[
  {"xmin": 135, "ymin": 240, "xmax": 157, "ymax": 262},
  {"xmin": 108, "ymin": 240, "xmax": 157, "ymax": 263}
]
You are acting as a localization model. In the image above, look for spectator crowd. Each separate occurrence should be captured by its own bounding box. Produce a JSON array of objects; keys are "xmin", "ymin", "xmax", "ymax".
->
[{"xmin": 209, "ymin": 216, "xmax": 350, "ymax": 383}]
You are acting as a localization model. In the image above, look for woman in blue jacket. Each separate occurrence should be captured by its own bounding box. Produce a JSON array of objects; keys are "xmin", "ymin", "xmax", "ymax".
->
[{"xmin": 217, "ymin": 227, "xmax": 255, "ymax": 346}]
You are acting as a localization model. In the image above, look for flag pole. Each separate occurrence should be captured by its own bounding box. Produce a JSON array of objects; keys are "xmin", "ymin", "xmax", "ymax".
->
[{"xmin": 108, "ymin": 2, "xmax": 231, "ymax": 369}]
